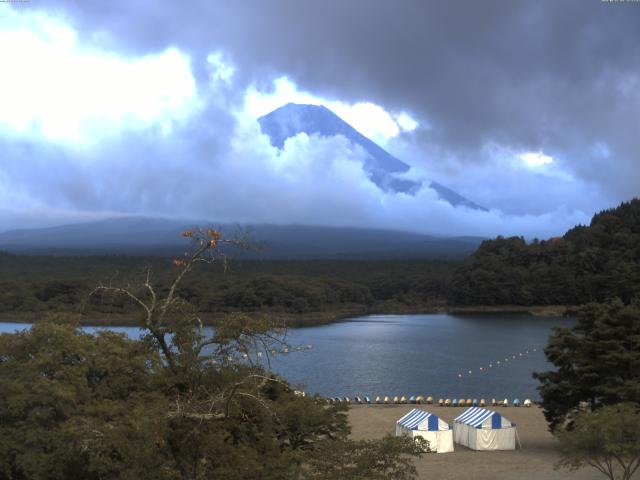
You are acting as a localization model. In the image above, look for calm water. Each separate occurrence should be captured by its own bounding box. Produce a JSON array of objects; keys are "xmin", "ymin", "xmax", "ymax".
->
[{"xmin": 0, "ymin": 314, "xmax": 573, "ymax": 400}]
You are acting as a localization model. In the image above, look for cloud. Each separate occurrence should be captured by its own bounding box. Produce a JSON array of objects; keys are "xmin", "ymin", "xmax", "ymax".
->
[
  {"xmin": 0, "ymin": 8, "xmax": 198, "ymax": 143},
  {"xmin": 42, "ymin": 0, "xmax": 638, "ymax": 202},
  {"xmin": 0, "ymin": 3, "xmax": 631, "ymax": 239},
  {"xmin": 244, "ymin": 77, "xmax": 417, "ymax": 146},
  {"xmin": 0, "ymin": 93, "xmax": 592, "ymax": 238}
]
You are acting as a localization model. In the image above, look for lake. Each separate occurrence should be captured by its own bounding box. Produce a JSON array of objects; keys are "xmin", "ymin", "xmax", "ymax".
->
[{"xmin": 0, "ymin": 313, "xmax": 573, "ymax": 400}]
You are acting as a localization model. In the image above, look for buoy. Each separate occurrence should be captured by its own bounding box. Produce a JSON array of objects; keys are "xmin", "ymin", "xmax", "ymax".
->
[
  {"xmin": 355, "ymin": 396, "xmax": 362, "ymax": 404},
  {"xmin": 364, "ymin": 396, "xmax": 371, "ymax": 404},
  {"xmin": 458, "ymin": 373, "xmax": 463, "ymax": 378},
  {"xmin": 307, "ymin": 344, "xmax": 313, "ymax": 349},
  {"xmin": 458, "ymin": 399, "xmax": 465, "ymax": 407},
  {"xmin": 472, "ymin": 399, "xmax": 479, "ymax": 407},
  {"xmin": 375, "ymin": 396, "xmax": 382, "ymax": 404},
  {"xmin": 502, "ymin": 398, "xmax": 509, "ymax": 407},
  {"xmin": 466, "ymin": 398, "xmax": 472, "ymax": 406},
  {"xmin": 479, "ymin": 367, "xmax": 484, "ymax": 371},
  {"xmin": 427, "ymin": 396, "xmax": 434, "ymax": 404},
  {"xmin": 523, "ymin": 398, "xmax": 532, "ymax": 407},
  {"xmin": 393, "ymin": 396, "xmax": 399, "ymax": 404},
  {"xmin": 468, "ymin": 370, "xmax": 472, "ymax": 375},
  {"xmin": 513, "ymin": 398, "xmax": 521, "ymax": 407},
  {"xmin": 444, "ymin": 399, "xmax": 451, "ymax": 407},
  {"xmin": 438, "ymin": 398, "xmax": 444, "ymax": 406},
  {"xmin": 409, "ymin": 396, "xmax": 416, "ymax": 404},
  {"xmin": 479, "ymin": 399, "xmax": 486, "ymax": 407},
  {"xmin": 416, "ymin": 396, "xmax": 424, "ymax": 404},
  {"xmin": 242, "ymin": 353, "xmax": 248, "ymax": 359},
  {"xmin": 345, "ymin": 397, "xmax": 351, "ymax": 403},
  {"xmin": 283, "ymin": 348, "xmax": 289, "ymax": 354},
  {"xmin": 491, "ymin": 398, "xmax": 498, "ymax": 406},
  {"xmin": 400, "ymin": 395, "xmax": 407, "ymax": 404},
  {"xmin": 452, "ymin": 399, "xmax": 459, "ymax": 407},
  {"xmin": 384, "ymin": 396, "xmax": 390, "ymax": 404},
  {"xmin": 489, "ymin": 364, "xmax": 492, "ymax": 368}
]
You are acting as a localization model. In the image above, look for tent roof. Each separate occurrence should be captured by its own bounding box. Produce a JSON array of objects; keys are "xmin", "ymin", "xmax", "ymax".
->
[
  {"xmin": 454, "ymin": 407, "xmax": 509, "ymax": 428},
  {"xmin": 397, "ymin": 409, "xmax": 438, "ymax": 430}
]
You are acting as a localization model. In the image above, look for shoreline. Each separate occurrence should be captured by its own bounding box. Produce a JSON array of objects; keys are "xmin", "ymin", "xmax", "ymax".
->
[{"xmin": 0, "ymin": 304, "xmax": 571, "ymax": 328}]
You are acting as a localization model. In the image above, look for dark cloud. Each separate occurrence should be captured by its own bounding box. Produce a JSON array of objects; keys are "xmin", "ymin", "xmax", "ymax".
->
[
  {"xmin": 1, "ymin": 1, "xmax": 637, "ymax": 236},
  {"xmin": 36, "ymin": 0, "xmax": 640, "ymax": 204}
]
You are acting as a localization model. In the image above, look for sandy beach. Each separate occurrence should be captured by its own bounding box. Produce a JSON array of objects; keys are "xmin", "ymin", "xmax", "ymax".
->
[{"xmin": 348, "ymin": 405, "xmax": 603, "ymax": 480}]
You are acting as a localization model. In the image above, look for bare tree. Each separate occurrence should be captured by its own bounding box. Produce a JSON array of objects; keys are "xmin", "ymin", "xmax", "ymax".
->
[{"xmin": 89, "ymin": 227, "xmax": 287, "ymax": 421}]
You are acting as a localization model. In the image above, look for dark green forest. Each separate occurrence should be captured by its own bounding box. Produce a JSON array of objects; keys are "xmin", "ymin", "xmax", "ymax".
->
[
  {"xmin": 0, "ymin": 255, "xmax": 455, "ymax": 324},
  {"xmin": 449, "ymin": 199, "xmax": 640, "ymax": 306}
]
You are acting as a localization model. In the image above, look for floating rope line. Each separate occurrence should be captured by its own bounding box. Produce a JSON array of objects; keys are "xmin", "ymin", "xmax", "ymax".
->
[
  {"xmin": 456, "ymin": 346, "xmax": 540, "ymax": 379},
  {"xmin": 269, "ymin": 344, "xmax": 313, "ymax": 355}
]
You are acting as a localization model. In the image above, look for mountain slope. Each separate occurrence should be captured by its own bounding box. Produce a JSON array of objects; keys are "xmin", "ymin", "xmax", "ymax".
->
[
  {"xmin": 258, "ymin": 103, "xmax": 486, "ymax": 210},
  {"xmin": 0, "ymin": 217, "xmax": 483, "ymax": 259}
]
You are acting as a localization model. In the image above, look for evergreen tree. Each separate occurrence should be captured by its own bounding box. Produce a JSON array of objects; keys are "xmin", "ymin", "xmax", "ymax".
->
[{"xmin": 534, "ymin": 298, "xmax": 640, "ymax": 430}]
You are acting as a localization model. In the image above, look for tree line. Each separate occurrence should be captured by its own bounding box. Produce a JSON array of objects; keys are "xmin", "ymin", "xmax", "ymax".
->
[
  {"xmin": 0, "ymin": 255, "xmax": 455, "ymax": 321},
  {"xmin": 449, "ymin": 199, "xmax": 640, "ymax": 306}
]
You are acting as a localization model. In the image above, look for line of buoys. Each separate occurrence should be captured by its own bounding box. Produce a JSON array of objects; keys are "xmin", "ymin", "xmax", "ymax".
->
[
  {"xmin": 264, "ymin": 345, "xmax": 313, "ymax": 356},
  {"xmin": 456, "ymin": 346, "xmax": 541, "ymax": 379},
  {"xmin": 328, "ymin": 396, "xmax": 533, "ymax": 407}
]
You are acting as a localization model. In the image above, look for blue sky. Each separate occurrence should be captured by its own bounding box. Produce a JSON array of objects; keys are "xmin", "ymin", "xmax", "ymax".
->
[{"xmin": 0, "ymin": 1, "xmax": 637, "ymax": 237}]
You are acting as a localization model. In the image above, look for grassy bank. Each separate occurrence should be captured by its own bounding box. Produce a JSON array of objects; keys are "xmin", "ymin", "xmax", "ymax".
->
[{"xmin": 0, "ymin": 303, "xmax": 571, "ymax": 328}]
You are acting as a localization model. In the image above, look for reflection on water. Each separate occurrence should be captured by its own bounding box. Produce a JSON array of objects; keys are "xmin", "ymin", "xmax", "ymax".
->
[{"xmin": 0, "ymin": 313, "xmax": 572, "ymax": 399}]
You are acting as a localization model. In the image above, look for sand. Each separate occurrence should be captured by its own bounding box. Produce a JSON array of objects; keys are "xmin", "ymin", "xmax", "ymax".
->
[{"xmin": 348, "ymin": 405, "xmax": 604, "ymax": 480}]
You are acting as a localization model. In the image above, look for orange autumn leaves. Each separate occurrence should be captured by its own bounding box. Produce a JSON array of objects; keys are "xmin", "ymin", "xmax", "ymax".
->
[{"xmin": 175, "ymin": 228, "xmax": 222, "ymax": 267}]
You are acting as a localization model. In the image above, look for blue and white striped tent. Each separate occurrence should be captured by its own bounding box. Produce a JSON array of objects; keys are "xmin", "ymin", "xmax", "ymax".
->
[
  {"xmin": 453, "ymin": 407, "xmax": 517, "ymax": 450},
  {"xmin": 395, "ymin": 409, "xmax": 454, "ymax": 453}
]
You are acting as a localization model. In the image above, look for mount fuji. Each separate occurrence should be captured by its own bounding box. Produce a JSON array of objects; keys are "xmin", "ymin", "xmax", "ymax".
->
[{"xmin": 258, "ymin": 103, "xmax": 486, "ymax": 211}]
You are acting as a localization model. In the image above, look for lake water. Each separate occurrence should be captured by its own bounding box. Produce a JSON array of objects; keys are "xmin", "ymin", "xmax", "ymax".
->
[{"xmin": 0, "ymin": 313, "xmax": 573, "ymax": 400}]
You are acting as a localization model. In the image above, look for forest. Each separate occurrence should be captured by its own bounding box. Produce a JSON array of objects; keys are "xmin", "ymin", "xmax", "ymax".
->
[
  {"xmin": 449, "ymin": 199, "xmax": 640, "ymax": 306},
  {"xmin": 0, "ymin": 254, "xmax": 456, "ymax": 325},
  {"xmin": 2, "ymin": 199, "xmax": 639, "ymax": 324}
]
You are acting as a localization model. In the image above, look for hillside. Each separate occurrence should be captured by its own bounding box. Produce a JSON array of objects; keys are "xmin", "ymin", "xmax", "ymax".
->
[
  {"xmin": 0, "ymin": 218, "xmax": 483, "ymax": 259},
  {"xmin": 449, "ymin": 199, "xmax": 640, "ymax": 305}
]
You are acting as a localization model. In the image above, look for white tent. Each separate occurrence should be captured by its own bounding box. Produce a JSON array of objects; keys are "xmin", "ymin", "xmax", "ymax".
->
[
  {"xmin": 395, "ymin": 408, "xmax": 454, "ymax": 453},
  {"xmin": 453, "ymin": 407, "xmax": 517, "ymax": 451}
]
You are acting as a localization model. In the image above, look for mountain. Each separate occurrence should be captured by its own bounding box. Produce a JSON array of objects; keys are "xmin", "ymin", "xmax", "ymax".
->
[
  {"xmin": 258, "ymin": 103, "xmax": 486, "ymax": 210},
  {"xmin": 0, "ymin": 217, "xmax": 483, "ymax": 259}
]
